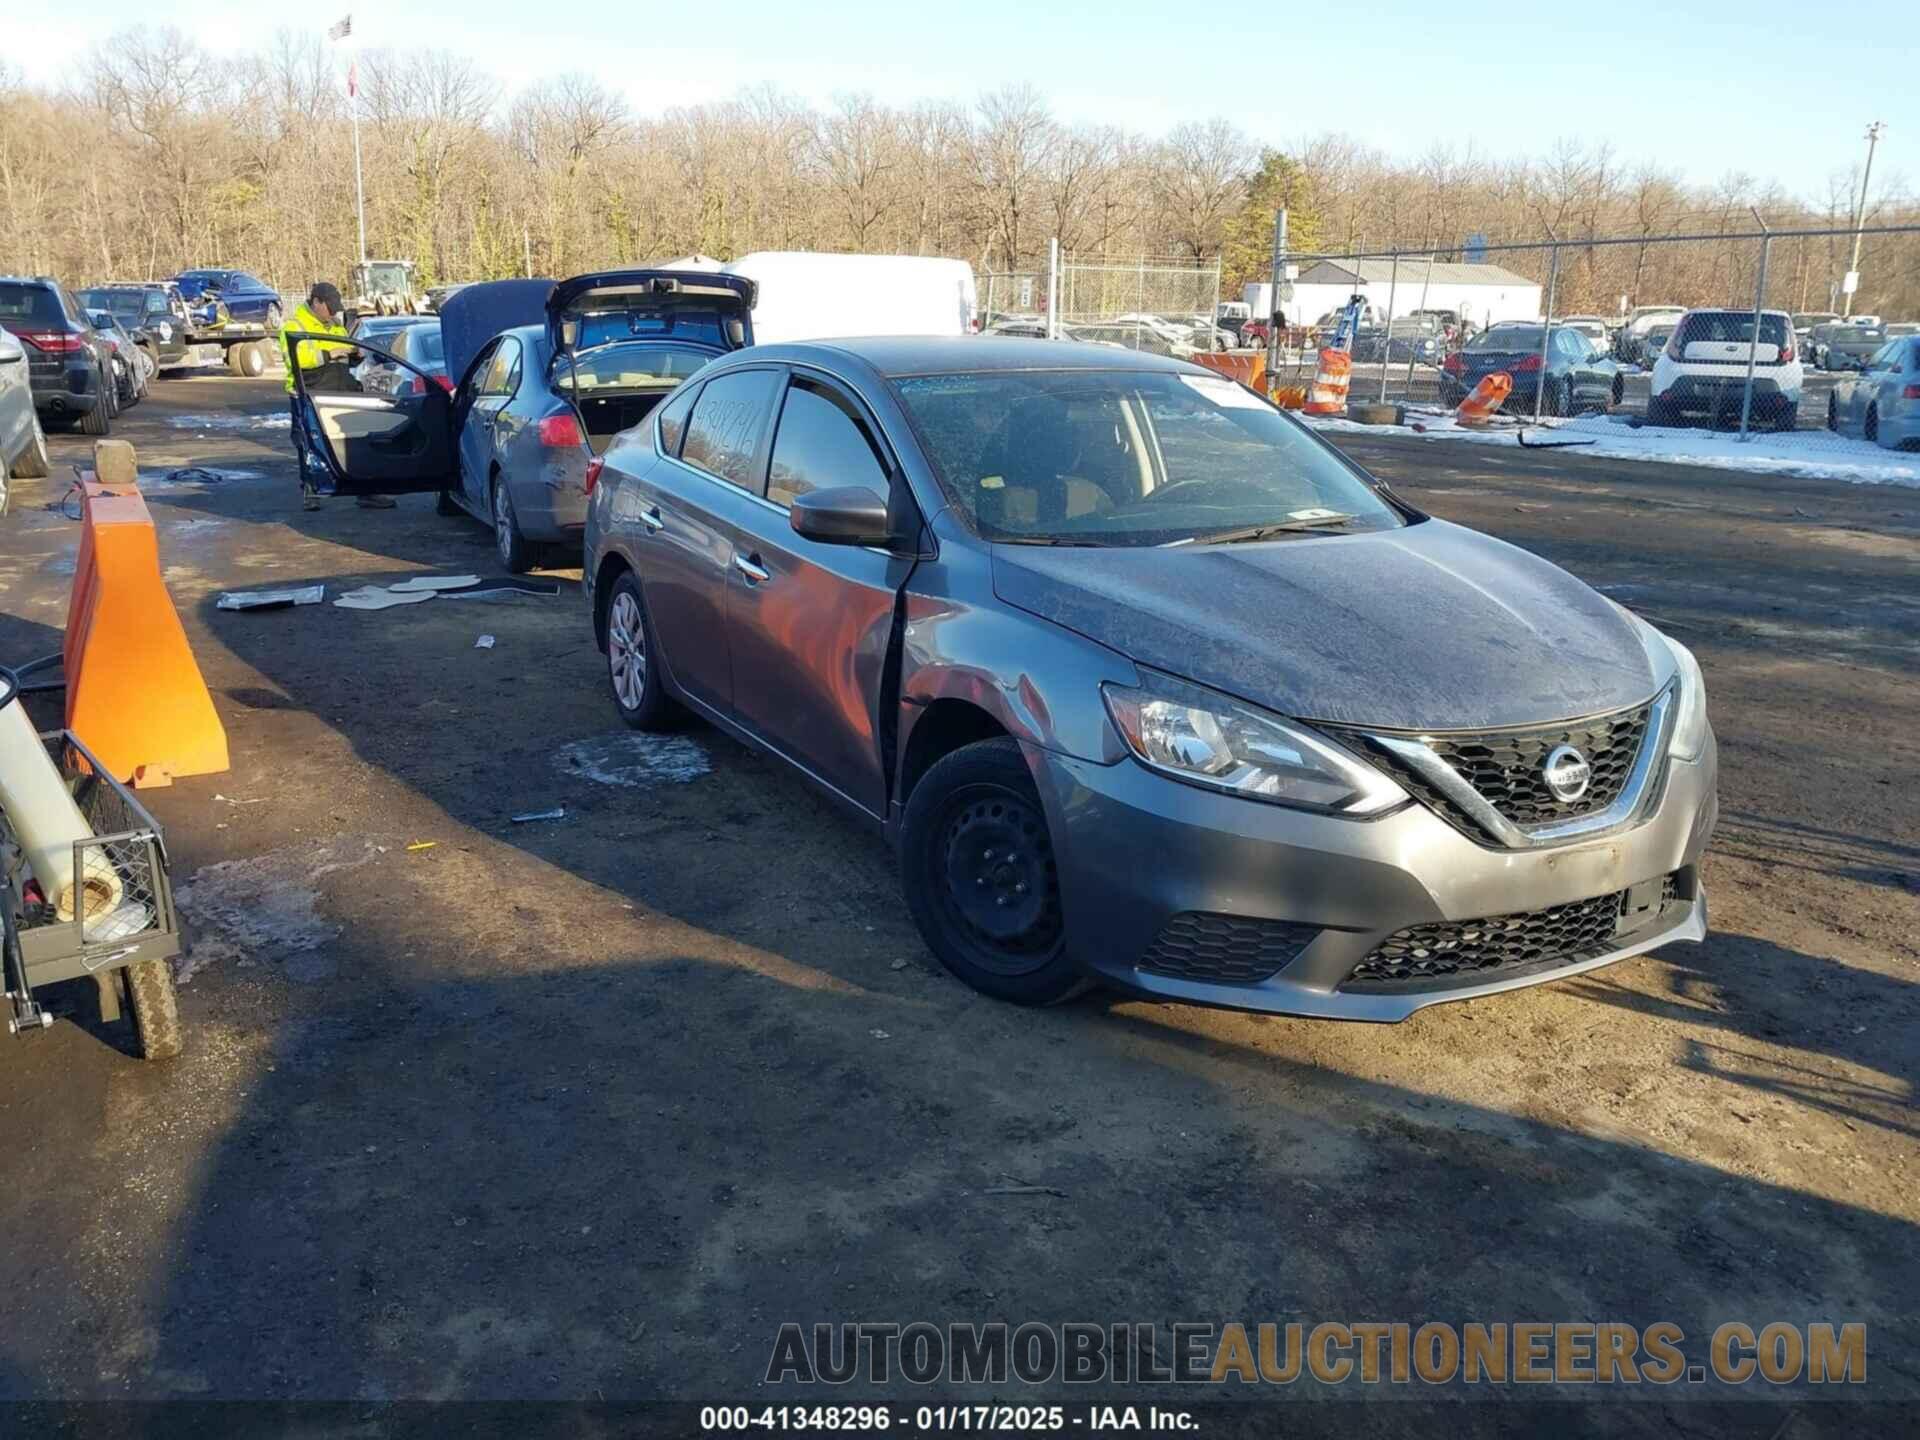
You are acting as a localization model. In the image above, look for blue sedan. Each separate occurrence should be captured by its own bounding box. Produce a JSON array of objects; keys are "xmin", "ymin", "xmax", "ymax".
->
[
  {"xmin": 1828, "ymin": 336, "xmax": 1920, "ymax": 450},
  {"xmin": 288, "ymin": 269, "xmax": 755, "ymax": 570},
  {"xmin": 174, "ymin": 269, "xmax": 282, "ymax": 328}
]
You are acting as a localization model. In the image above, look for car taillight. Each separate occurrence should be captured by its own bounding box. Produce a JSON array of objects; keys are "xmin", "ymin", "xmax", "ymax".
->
[
  {"xmin": 434, "ymin": 374, "xmax": 453, "ymax": 392},
  {"xmin": 16, "ymin": 329, "xmax": 84, "ymax": 354},
  {"xmin": 405, "ymin": 374, "xmax": 427, "ymax": 395},
  {"xmin": 583, "ymin": 457, "xmax": 605, "ymax": 496},
  {"xmin": 1904, "ymin": 384, "xmax": 1920, "ymax": 401},
  {"xmin": 537, "ymin": 412, "xmax": 585, "ymax": 447},
  {"xmin": 1513, "ymin": 353, "xmax": 1542, "ymax": 372}
]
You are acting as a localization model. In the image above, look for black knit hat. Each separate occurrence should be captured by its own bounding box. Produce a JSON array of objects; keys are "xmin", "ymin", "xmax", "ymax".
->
[{"xmin": 309, "ymin": 282, "xmax": 343, "ymax": 311}]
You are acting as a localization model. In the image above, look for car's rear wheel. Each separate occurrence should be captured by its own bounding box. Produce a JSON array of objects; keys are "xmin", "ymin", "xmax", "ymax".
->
[
  {"xmin": 605, "ymin": 573, "xmax": 679, "ymax": 730},
  {"xmin": 79, "ymin": 384, "xmax": 111, "ymax": 436},
  {"xmin": 1827, "ymin": 395, "xmax": 1840, "ymax": 432},
  {"xmin": 14, "ymin": 413, "xmax": 50, "ymax": 479},
  {"xmin": 900, "ymin": 738, "xmax": 1086, "ymax": 1006},
  {"xmin": 492, "ymin": 477, "xmax": 533, "ymax": 573},
  {"xmin": 1644, "ymin": 393, "xmax": 1677, "ymax": 428}
]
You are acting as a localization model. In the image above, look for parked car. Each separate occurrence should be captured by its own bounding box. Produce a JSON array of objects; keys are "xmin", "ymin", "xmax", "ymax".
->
[
  {"xmin": 290, "ymin": 268, "xmax": 753, "ymax": 571},
  {"xmin": 1792, "ymin": 311, "xmax": 1840, "ymax": 360},
  {"xmin": 358, "ymin": 320, "xmax": 450, "ymax": 398},
  {"xmin": 80, "ymin": 284, "xmax": 193, "ymax": 369},
  {"xmin": 1560, "ymin": 315, "xmax": 1612, "ymax": 354},
  {"xmin": 1647, "ymin": 309, "xmax": 1801, "ymax": 429},
  {"xmin": 0, "ymin": 276, "xmax": 115, "ymax": 435},
  {"xmin": 347, "ymin": 312, "xmax": 428, "ymax": 387},
  {"xmin": 1352, "ymin": 317, "xmax": 1446, "ymax": 367},
  {"xmin": 1887, "ymin": 323, "xmax": 1920, "ymax": 339},
  {"xmin": 1067, "ymin": 322, "xmax": 1184, "ymax": 358},
  {"xmin": 1827, "ymin": 336, "xmax": 1920, "ymax": 449},
  {"xmin": 1810, "ymin": 323, "xmax": 1884, "ymax": 372},
  {"xmin": 1616, "ymin": 305, "xmax": 1686, "ymax": 362},
  {"xmin": 84, "ymin": 309, "xmax": 152, "ymax": 409},
  {"xmin": 1440, "ymin": 324, "xmax": 1623, "ymax": 414},
  {"xmin": 174, "ymin": 269, "xmax": 282, "ymax": 328},
  {"xmin": 986, "ymin": 314, "xmax": 1050, "ymax": 339},
  {"xmin": 552, "ymin": 337, "xmax": 1719, "ymax": 1018},
  {"xmin": 0, "ymin": 324, "xmax": 54, "ymax": 512}
]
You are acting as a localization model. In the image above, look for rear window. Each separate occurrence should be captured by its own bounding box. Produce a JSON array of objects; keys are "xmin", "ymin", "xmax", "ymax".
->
[
  {"xmin": 81, "ymin": 289, "xmax": 146, "ymax": 322},
  {"xmin": 557, "ymin": 343, "xmax": 712, "ymax": 394},
  {"xmin": 1673, "ymin": 312, "xmax": 1789, "ymax": 349},
  {"xmin": 1468, "ymin": 326, "xmax": 1543, "ymax": 352},
  {"xmin": 0, "ymin": 282, "xmax": 63, "ymax": 327}
]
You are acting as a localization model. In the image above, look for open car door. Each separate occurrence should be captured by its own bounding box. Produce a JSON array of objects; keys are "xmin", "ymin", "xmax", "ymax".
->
[{"xmin": 287, "ymin": 332, "xmax": 457, "ymax": 497}]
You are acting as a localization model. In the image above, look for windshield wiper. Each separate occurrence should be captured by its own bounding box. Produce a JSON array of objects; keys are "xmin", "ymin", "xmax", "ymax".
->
[
  {"xmin": 995, "ymin": 536, "xmax": 1108, "ymax": 547},
  {"xmin": 1179, "ymin": 516, "xmax": 1368, "ymax": 547}
]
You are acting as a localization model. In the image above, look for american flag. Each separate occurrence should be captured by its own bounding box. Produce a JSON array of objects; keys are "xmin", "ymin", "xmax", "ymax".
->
[{"xmin": 326, "ymin": 15, "xmax": 351, "ymax": 41}]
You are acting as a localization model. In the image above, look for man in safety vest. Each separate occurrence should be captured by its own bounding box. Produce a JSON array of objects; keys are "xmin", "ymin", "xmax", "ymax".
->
[{"xmin": 281, "ymin": 281, "xmax": 394, "ymax": 511}]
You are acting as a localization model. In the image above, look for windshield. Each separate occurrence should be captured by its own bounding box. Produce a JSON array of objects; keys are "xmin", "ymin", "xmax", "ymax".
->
[
  {"xmin": 894, "ymin": 369, "xmax": 1404, "ymax": 548},
  {"xmin": 365, "ymin": 265, "xmax": 410, "ymax": 294},
  {"xmin": 81, "ymin": 289, "xmax": 146, "ymax": 321}
]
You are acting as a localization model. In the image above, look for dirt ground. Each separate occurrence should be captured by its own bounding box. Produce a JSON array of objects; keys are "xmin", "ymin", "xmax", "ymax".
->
[{"xmin": 0, "ymin": 372, "xmax": 1913, "ymax": 1426}]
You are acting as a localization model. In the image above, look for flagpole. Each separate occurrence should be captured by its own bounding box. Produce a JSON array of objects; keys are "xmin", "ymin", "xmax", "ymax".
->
[{"xmin": 351, "ymin": 80, "xmax": 366, "ymax": 266}]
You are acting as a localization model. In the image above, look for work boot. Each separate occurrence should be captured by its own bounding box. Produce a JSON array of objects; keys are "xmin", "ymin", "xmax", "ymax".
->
[{"xmin": 356, "ymin": 494, "xmax": 397, "ymax": 509}]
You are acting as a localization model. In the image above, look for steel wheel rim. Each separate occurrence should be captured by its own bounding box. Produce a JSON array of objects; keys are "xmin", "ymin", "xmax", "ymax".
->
[
  {"xmin": 608, "ymin": 591, "xmax": 647, "ymax": 710},
  {"xmin": 494, "ymin": 486, "xmax": 513, "ymax": 561},
  {"xmin": 934, "ymin": 784, "xmax": 1062, "ymax": 975}
]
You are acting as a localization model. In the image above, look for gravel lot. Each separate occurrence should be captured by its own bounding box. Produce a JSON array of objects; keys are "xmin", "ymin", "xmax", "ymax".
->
[{"xmin": 0, "ymin": 372, "xmax": 1913, "ymax": 1426}]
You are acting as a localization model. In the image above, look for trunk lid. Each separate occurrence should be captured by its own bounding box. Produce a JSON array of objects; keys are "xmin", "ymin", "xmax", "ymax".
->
[{"xmin": 547, "ymin": 269, "xmax": 755, "ymax": 355}]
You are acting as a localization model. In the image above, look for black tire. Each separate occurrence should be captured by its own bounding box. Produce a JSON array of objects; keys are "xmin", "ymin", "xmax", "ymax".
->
[
  {"xmin": 78, "ymin": 385, "xmax": 111, "ymax": 436},
  {"xmin": 436, "ymin": 487, "xmax": 462, "ymax": 517},
  {"xmin": 0, "ymin": 453, "xmax": 9, "ymax": 518},
  {"xmin": 13, "ymin": 413, "xmax": 50, "ymax": 479},
  {"xmin": 492, "ymin": 477, "xmax": 534, "ymax": 573},
  {"xmin": 114, "ymin": 357, "xmax": 136, "ymax": 408},
  {"xmin": 1609, "ymin": 376, "xmax": 1624, "ymax": 412},
  {"xmin": 899, "ymin": 737, "xmax": 1087, "ymax": 1006},
  {"xmin": 1826, "ymin": 395, "xmax": 1839, "ymax": 432},
  {"xmin": 1644, "ymin": 393, "xmax": 1677, "ymax": 428},
  {"xmin": 121, "ymin": 958, "xmax": 183, "ymax": 1061},
  {"xmin": 1865, "ymin": 406, "xmax": 1879, "ymax": 444},
  {"xmin": 226, "ymin": 344, "xmax": 246, "ymax": 376},
  {"xmin": 604, "ymin": 571, "xmax": 679, "ymax": 730}
]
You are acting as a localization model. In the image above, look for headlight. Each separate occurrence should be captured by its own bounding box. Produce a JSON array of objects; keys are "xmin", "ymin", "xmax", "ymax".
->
[
  {"xmin": 1102, "ymin": 670, "xmax": 1407, "ymax": 815},
  {"xmin": 1664, "ymin": 635, "xmax": 1709, "ymax": 761}
]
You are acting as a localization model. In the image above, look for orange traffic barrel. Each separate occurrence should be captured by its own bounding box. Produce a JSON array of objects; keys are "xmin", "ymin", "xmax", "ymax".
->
[
  {"xmin": 1302, "ymin": 349, "xmax": 1352, "ymax": 415},
  {"xmin": 1454, "ymin": 372, "xmax": 1514, "ymax": 426}
]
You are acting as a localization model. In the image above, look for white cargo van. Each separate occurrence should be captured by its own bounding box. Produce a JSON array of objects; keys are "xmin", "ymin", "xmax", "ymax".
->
[{"xmin": 723, "ymin": 253, "xmax": 977, "ymax": 343}]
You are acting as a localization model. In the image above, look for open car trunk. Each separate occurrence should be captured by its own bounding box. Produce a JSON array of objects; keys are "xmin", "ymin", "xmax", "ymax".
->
[{"xmin": 578, "ymin": 390, "xmax": 670, "ymax": 454}]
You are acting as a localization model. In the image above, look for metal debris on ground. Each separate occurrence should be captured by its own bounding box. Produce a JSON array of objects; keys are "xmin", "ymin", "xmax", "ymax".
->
[
  {"xmin": 510, "ymin": 807, "xmax": 566, "ymax": 824},
  {"xmin": 439, "ymin": 579, "xmax": 563, "ymax": 601},
  {"xmin": 391, "ymin": 574, "xmax": 481, "ymax": 592},
  {"xmin": 333, "ymin": 585, "xmax": 436, "ymax": 611},
  {"xmin": 217, "ymin": 584, "xmax": 325, "ymax": 611}
]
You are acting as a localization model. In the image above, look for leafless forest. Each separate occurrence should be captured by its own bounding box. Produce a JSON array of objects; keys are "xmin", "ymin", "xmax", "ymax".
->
[{"xmin": 3, "ymin": 29, "xmax": 1916, "ymax": 317}]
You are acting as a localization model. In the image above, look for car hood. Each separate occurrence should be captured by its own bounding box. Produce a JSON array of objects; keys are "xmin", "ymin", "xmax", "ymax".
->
[
  {"xmin": 990, "ymin": 519, "xmax": 1659, "ymax": 731},
  {"xmin": 439, "ymin": 278, "xmax": 556, "ymax": 390}
]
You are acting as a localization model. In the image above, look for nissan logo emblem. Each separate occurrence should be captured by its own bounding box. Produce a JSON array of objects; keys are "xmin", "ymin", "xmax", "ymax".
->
[{"xmin": 1543, "ymin": 744, "xmax": 1592, "ymax": 803}]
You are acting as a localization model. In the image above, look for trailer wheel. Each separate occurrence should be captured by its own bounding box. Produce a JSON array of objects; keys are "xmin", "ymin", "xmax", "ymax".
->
[{"xmin": 121, "ymin": 958, "xmax": 183, "ymax": 1061}]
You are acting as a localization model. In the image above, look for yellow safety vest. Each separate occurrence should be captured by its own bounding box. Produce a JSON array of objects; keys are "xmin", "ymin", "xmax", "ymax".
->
[{"xmin": 280, "ymin": 304, "xmax": 351, "ymax": 392}]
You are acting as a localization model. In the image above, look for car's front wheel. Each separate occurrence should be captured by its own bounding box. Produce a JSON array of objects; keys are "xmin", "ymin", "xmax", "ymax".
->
[
  {"xmin": 900, "ymin": 737, "xmax": 1086, "ymax": 1006},
  {"xmin": 605, "ymin": 572, "xmax": 679, "ymax": 730}
]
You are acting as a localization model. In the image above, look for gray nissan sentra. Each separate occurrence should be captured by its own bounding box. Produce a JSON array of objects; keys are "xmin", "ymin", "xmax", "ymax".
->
[{"xmin": 582, "ymin": 338, "xmax": 1717, "ymax": 1021}]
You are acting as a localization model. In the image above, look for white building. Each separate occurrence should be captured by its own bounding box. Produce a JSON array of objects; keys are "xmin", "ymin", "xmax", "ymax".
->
[{"xmin": 1277, "ymin": 259, "xmax": 1543, "ymax": 329}]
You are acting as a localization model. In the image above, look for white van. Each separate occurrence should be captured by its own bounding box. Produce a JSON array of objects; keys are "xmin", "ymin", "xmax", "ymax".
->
[{"xmin": 722, "ymin": 253, "xmax": 978, "ymax": 344}]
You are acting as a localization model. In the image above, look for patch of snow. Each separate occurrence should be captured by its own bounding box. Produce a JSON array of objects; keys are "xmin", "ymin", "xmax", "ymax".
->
[
  {"xmin": 174, "ymin": 838, "xmax": 380, "ymax": 983},
  {"xmin": 554, "ymin": 732, "xmax": 711, "ymax": 788},
  {"xmin": 1306, "ymin": 410, "xmax": 1920, "ymax": 487},
  {"xmin": 163, "ymin": 412, "xmax": 290, "ymax": 431}
]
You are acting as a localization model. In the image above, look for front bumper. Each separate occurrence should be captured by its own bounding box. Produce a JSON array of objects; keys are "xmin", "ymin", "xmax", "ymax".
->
[{"xmin": 1027, "ymin": 733, "xmax": 1718, "ymax": 1022}]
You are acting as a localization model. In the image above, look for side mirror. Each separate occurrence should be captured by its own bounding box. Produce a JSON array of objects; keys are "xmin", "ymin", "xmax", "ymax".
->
[{"xmin": 790, "ymin": 486, "xmax": 892, "ymax": 548}]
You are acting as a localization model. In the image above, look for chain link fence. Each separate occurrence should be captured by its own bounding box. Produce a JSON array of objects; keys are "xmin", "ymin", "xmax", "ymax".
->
[
  {"xmin": 1051, "ymin": 254, "xmax": 1224, "ymax": 356},
  {"xmin": 1267, "ymin": 223, "xmax": 1920, "ymax": 461}
]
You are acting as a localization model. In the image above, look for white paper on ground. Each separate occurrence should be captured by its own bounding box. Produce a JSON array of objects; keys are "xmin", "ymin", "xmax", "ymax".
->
[{"xmin": 474, "ymin": 634, "xmax": 495, "ymax": 649}]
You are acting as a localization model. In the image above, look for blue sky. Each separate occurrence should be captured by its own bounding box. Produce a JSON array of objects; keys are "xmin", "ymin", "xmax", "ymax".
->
[{"xmin": 14, "ymin": 0, "xmax": 1914, "ymax": 202}]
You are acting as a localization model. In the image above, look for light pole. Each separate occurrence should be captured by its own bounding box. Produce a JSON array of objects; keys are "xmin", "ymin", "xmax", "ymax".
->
[{"xmin": 1842, "ymin": 121, "xmax": 1886, "ymax": 317}]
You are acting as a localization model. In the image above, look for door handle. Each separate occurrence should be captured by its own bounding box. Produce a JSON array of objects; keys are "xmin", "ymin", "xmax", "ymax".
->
[
  {"xmin": 640, "ymin": 506, "xmax": 663, "ymax": 532},
  {"xmin": 733, "ymin": 553, "xmax": 770, "ymax": 584}
]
